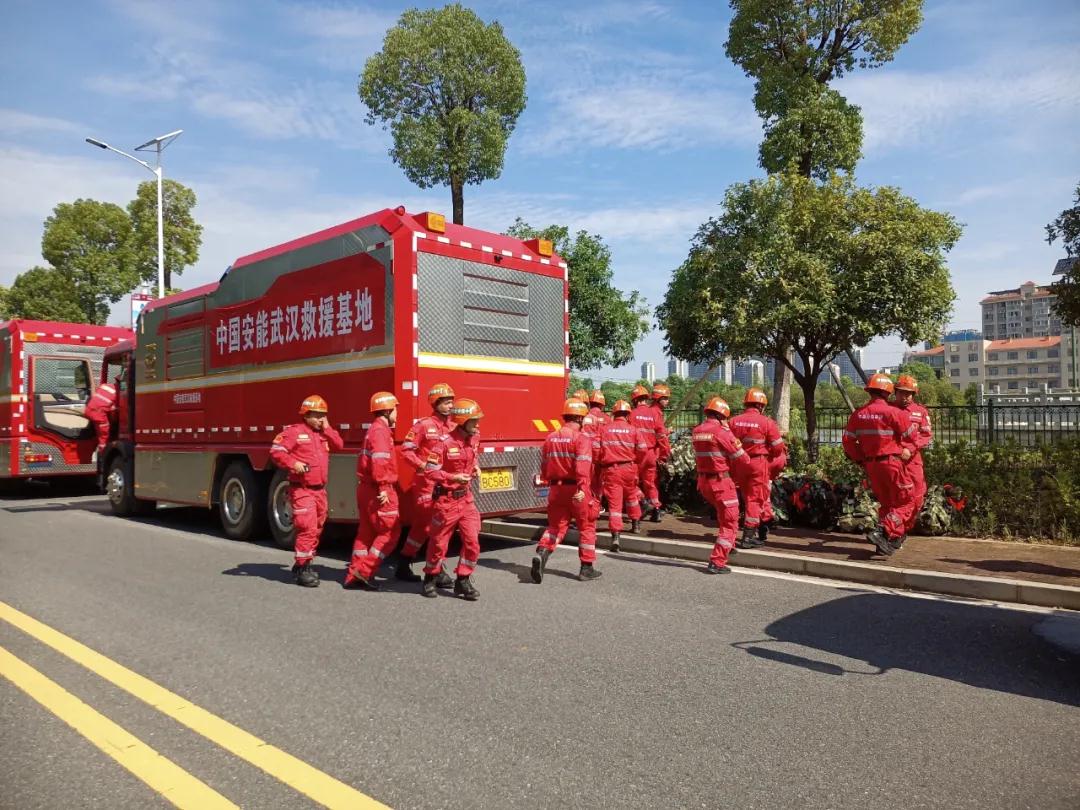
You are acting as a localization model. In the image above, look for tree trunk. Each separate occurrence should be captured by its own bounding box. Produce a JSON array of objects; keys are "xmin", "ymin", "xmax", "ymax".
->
[
  {"xmin": 164, "ymin": 265, "xmax": 171, "ymax": 293},
  {"xmin": 451, "ymin": 178, "xmax": 464, "ymax": 225},
  {"xmin": 772, "ymin": 350, "xmax": 793, "ymax": 432},
  {"xmin": 801, "ymin": 375, "xmax": 819, "ymax": 462}
]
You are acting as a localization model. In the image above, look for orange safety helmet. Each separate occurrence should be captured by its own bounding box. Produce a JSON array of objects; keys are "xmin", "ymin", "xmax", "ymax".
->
[
  {"xmin": 589, "ymin": 389, "xmax": 606, "ymax": 406},
  {"xmin": 572, "ymin": 388, "xmax": 589, "ymax": 402},
  {"xmin": 895, "ymin": 374, "xmax": 919, "ymax": 393},
  {"xmin": 704, "ymin": 396, "xmax": 731, "ymax": 418},
  {"xmin": 299, "ymin": 394, "xmax": 328, "ymax": 415},
  {"xmin": 427, "ymin": 382, "xmax": 455, "ymax": 407},
  {"xmin": 369, "ymin": 391, "xmax": 399, "ymax": 414},
  {"xmin": 611, "ymin": 399, "xmax": 632, "ymax": 415},
  {"xmin": 563, "ymin": 398, "xmax": 589, "ymax": 418},
  {"xmin": 744, "ymin": 387, "xmax": 768, "ymax": 407},
  {"xmin": 865, "ymin": 373, "xmax": 895, "ymax": 395},
  {"xmin": 631, "ymin": 384, "xmax": 651, "ymax": 402},
  {"xmin": 652, "ymin": 383, "xmax": 671, "ymax": 399},
  {"xmin": 450, "ymin": 398, "xmax": 484, "ymax": 425}
]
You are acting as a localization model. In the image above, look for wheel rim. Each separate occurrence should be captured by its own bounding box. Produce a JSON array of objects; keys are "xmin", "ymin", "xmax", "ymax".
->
[
  {"xmin": 271, "ymin": 480, "xmax": 293, "ymax": 534},
  {"xmin": 106, "ymin": 466, "xmax": 125, "ymax": 506},
  {"xmin": 222, "ymin": 478, "xmax": 246, "ymax": 526}
]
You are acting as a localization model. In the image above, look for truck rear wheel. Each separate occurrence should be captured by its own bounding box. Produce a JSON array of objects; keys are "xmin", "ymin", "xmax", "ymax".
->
[
  {"xmin": 218, "ymin": 461, "xmax": 267, "ymax": 542},
  {"xmin": 267, "ymin": 469, "xmax": 295, "ymax": 549},
  {"xmin": 106, "ymin": 455, "xmax": 156, "ymax": 517}
]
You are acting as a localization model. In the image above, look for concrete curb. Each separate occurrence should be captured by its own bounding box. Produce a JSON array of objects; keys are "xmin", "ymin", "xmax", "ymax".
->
[{"xmin": 481, "ymin": 519, "xmax": 1080, "ymax": 611}]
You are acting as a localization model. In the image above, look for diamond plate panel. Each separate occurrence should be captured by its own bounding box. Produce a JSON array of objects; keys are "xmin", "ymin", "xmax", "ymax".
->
[
  {"xmin": 16, "ymin": 440, "xmax": 94, "ymax": 476},
  {"xmin": 474, "ymin": 446, "xmax": 545, "ymax": 514},
  {"xmin": 417, "ymin": 252, "xmax": 465, "ymax": 354},
  {"xmin": 527, "ymin": 274, "xmax": 565, "ymax": 364},
  {"xmin": 0, "ymin": 333, "xmax": 10, "ymax": 397},
  {"xmin": 462, "ymin": 289, "xmax": 530, "ymax": 316},
  {"xmin": 0, "ymin": 440, "xmax": 9, "ymax": 476}
]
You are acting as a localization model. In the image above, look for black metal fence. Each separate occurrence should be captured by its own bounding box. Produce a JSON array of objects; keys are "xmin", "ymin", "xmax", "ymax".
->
[{"xmin": 664, "ymin": 403, "xmax": 1080, "ymax": 446}]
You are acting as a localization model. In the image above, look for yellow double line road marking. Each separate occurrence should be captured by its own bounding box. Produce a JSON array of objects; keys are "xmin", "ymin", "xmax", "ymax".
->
[
  {"xmin": 0, "ymin": 646, "xmax": 237, "ymax": 809},
  {"xmin": 0, "ymin": 601, "xmax": 390, "ymax": 809}
]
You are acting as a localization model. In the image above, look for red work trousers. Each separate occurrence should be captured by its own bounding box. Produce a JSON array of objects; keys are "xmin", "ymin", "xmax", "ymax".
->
[
  {"xmin": 291, "ymin": 486, "xmax": 328, "ymax": 565},
  {"xmin": 903, "ymin": 457, "xmax": 927, "ymax": 533},
  {"xmin": 600, "ymin": 463, "xmax": 641, "ymax": 532},
  {"xmin": 538, "ymin": 484, "xmax": 597, "ymax": 564},
  {"xmin": 739, "ymin": 456, "xmax": 774, "ymax": 529},
  {"xmin": 90, "ymin": 414, "xmax": 110, "ymax": 452},
  {"xmin": 638, "ymin": 448, "xmax": 660, "ymax": 510},
  {"xmin": 697, "ymin": 474, "xmax": 739, "ymax": 568},
  {"xmin": 346, "ymin": 484, "xmax": 401, "ymax": 582},
  {"xmin": 400, "ymin": 481, "xmax": 434, "ymax": 560},
  {"xmin": 865, "ymin": 456, "xmax": 916, "ymax": 540},
  {"xmin": 425, "ymin": 494, "xmax": 481, "ymax": 578}
]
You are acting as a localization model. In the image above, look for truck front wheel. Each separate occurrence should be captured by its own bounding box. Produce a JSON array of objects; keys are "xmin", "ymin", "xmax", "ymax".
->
[
  {"xmin": 267, "ymin": 469, "xmax": 295, "ymax": 550},
  {"xmin": 218, "ymin": 461, "xmax": 267, "ymax": 542},
  {"xmin": 106, "ymin": 455, "xmax": 156, "ymax": 517}
]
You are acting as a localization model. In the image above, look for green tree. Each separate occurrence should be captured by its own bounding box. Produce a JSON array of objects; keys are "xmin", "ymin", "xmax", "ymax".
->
[
  {"xmin": 127, "ymin": 179, "xmax": 202, "ymax": 292},
  {"xmin": 3, "ymin": 266, "xmax": 86, "ymax": 323},
  {"xmin": 506, "ymin": 220, "xmax": 650, "ymax": 370},
  {"xmin": 359, "ymin": 4, "xmax": 526, "ymax": 224},
  {"xmin": 725, "ymin": 0, "xmax": 924, "ymax": 424},
  {"xmin": 657, "ymin": 170, "xmax": 960, "ymax": 456},
  {"xmin": 41, "ymin": 199, "xmax": 137, "ymax": 324},
  {"xmin": 0, "ymin": 284, "xmax": 8, "ymax": 319},
  {"xmin": 1048, "ymin": 182, "xmax": 1080, "ymax": 326}
]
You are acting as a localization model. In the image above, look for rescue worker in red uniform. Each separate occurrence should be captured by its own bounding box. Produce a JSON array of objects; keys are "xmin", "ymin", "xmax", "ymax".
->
[
  {"xmin": 730, "ymin": 388, "xmax": 787, "ymax": 549},
  {"xmin": 422, "ymin": 398, "xmax": 484, "ymax": 600},
  {"xmin": 693, "ymin": 397, "xmax": 752, "ymax": 574},
  {"xmin": 597, "ymin": 399, "xmax": 647, "ymax": 552},
  {"xmin": 647, "ymin": 383, "xmax": 673, "ymax": 521},
  {"xmin": 842, "ymin": 374, "xmax": 918, "ymax": 556},
  {"xmin": 630, "ymin": 384, "xmax": 663, "ymax": 522},
  {"xmin": 532, "ymin": 398, "xmax": 602, "ymax": 584},
  {"xmin": 84, "ymin": 379, "xmax": 119, "ymax": 457},
  {"xmin": 892, "ymin": 374, "xmax": 932, "ymax": 534},
  {"xmin": 397, "ymin": 382, "xmax": 456, "ymax": 587},
  {"xmin": 587, "ymin": 390, "xmax": 610, "ymax": 428},
  {"xmin": 269, "ymin": 395, "xmax": 345, "ymax": 587},
  {"xmin": 343, "ymin": 392, "xmax": 401, "ymax": 591}
]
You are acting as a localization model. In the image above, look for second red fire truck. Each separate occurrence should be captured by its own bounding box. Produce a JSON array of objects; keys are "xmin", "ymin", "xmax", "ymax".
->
[{"xmin": 99, "ymin": 207, "xmax": 568, "ymax": 546}]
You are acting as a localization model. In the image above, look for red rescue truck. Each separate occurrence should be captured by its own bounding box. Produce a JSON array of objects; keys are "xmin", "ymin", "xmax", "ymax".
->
[
  {"xmin": 0, "ymin": 320, "xmax": 133, "ymax": 479},
  {"xmin": 99, "ymin": 207, "xmax": 569, "ymax": 546}
]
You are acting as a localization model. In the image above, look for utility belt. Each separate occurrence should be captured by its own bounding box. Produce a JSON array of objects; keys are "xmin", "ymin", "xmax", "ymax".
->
[
  {"xmin": 865, "ymin": 454, "xmax": 897, "ymax": 463},
  {"xmin": 433, "ymin": 485, "xmax": 467, "ymax": 500},
  {"xmin": 698, "ymin": 471, "xmax": 730, "ymax": 480},
  {"xmin": 549, "ymin": 479, "xmax": 579, "ymax": 486},
  {"xmin": 291, "ymin": 483, "xmax": 325, "ymax": 490},
  {"xmin": 602, "ymin": 461, "xmax": 634, "ymax": 468}
]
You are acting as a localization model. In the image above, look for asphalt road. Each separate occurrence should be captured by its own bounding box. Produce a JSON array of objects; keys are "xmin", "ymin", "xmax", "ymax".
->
[{"xmin": 0, "ymin": 480, "xmax": 1077, "ymax": 810}]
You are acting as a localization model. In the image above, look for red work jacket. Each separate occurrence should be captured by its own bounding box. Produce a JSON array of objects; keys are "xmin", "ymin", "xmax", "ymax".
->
[
  {"xmin": 401, "ymin": 413, "xmax": 453, "ymax": 472},
  {"xmin": 357, "ymin": 416, "xmax": 397, "ymax": 490},
  {"xmin": 270, "ymin": 422, "xmax": 344, "ymax": 487},
  {"xmin": 692, "ymin": 418, "xmax": 750, "ymax": 477},
  {"xmin": 730, "ymin": 409, "xmax": 785, "ymax": 459},
  {"xmin": 842, "ymin": 398, "xmax": 915, "ymax": 463},
  {"xmin": 84, "ymin": 382, "xmax": 118, "ymax": 421},
  {"xmin": 597, "ymin": 418, "xmax": 647, "ymax": 465},
  {"xmin": 540, "ymin": 424, "xmax": 593, "ymax": 491},
  {"xmin": 895, "ymin": 402, "xmax": 932, "ymax": 463},
  {"xmin": 423, "ymin": 427, "xmax": 478, "ymax": 496}
]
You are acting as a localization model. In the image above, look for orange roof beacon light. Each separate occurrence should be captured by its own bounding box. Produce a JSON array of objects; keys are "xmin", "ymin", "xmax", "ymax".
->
[
  {"xmin": 421, "ymin": 211, "xmax": 446, "ymax": 233},
  {"xmin": 525, "ymin": 238, "xmax": 553, "ymax": 257}
]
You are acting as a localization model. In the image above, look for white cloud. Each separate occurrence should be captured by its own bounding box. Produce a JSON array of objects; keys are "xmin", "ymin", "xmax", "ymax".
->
[{"xmin": 0, "ymin": 109, "xmax": 82, "ymax": 136}]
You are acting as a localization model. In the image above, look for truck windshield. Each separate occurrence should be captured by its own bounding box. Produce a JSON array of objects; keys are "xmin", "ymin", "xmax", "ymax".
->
[{"xmin": 33, "ymin": 357, "xmax": 92, "ymax": 403}]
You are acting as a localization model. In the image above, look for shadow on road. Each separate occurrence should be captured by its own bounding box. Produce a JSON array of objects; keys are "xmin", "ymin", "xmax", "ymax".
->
[
  {"xmin": 733, "ymin": 592, "xmax": 1080, "ymax": 707},
  {"xmin": 221, "ymin": 561, "xmax": 342, "ymax": 585},
  {"xmin": 939, "ymin": 557, "xmax": 1080, "ymax": 580}
]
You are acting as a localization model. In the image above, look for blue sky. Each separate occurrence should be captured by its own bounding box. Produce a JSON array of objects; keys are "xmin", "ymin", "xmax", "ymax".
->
[{"xmin": 2, "ymin": 0, "xmax": 1078, "ymax": 376}]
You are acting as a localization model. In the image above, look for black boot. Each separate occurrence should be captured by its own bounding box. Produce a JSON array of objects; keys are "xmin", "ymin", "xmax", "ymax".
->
[
  {"xmin": 757, "ymin": 523, "xmax": 769, "ymax": 546},
  {"xmin": 292, "ymin": 563, "xmax": 319, "ymax": 588},
  {"xmin": 531, "ymin": 547, "xmax": 551, "ymax": 584},
  {"xmin": 578, "ymin": 563, "xmax": 602, "ymax": 581},
  {"xmin": 867, "ymin": 526, "xmax": 895, "ymax": 556},
  {"xmin": 649, "ymin": 506, "xmax": 663, "ymax": 523},
  {"xmin": 706, "ymin": 562, "xmax": 731, "ymax": 575},
  {"xmin": 435, "ymin": 566, "xmax": 454, "ymax": 589},
  {"xmin": 395, "ymin": 556, "xmax": 421, "ymax": 582},
  {"xmin": 343, "ymin": 572, "xmax": 379, "ymax": 591},
  {"xmin": 421, "ymin": 573, "xmax": 438, "ymax": 598},
  {"xmin": 630, "ymin": 519, "xmax": 641, "ymax": 534},
  {"xmin": 888, "ymin": 534, "xmax": 907, "ymax": 552},
  {"xmin": 609, "ymin": 532, "xmax": 621, "ymax": 553},
  {"xmin": 736, "ymin": 527, "xmax": 758, "ymax": 550},
  {"xmin": 453, "ymin": 576, "xmax": 480, "ymax": 601}
]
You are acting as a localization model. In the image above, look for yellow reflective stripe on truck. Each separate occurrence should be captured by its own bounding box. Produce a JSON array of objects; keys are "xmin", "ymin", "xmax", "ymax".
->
[{"xmin": 417, "ymin": 351, "xmax": 565, "ymax": 378}]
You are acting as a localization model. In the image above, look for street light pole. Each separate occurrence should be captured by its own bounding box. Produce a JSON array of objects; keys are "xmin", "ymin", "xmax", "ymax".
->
[{"xmin": 85, "ymin": 129, "xmax": 183, "ymax": 299}]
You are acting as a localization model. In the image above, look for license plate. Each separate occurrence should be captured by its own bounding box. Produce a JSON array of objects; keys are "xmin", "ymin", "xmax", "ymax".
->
[{"xmin": 479, "ymin": 467, "xmax": 514, "ymax": 492}]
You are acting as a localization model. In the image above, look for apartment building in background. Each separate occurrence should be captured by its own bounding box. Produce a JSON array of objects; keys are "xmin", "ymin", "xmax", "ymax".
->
[{"xmin": 981, "ymin": 281, "xmax": 1062, "ymax": 340}]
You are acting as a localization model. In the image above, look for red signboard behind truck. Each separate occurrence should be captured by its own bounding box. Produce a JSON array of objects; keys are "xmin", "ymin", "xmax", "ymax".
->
[
  {"xmin": 0, "ymin": 320, "xmax": 133, "ymax": 479},
  {"xmin": 100, "ymin": 207, "xmax": 569, "ymax": 546}
]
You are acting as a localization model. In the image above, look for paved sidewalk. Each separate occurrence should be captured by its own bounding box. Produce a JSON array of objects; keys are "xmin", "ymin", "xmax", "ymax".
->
[{"xmin": 494, "ymin": 512, "xmax": 1080, "ymax": 609}]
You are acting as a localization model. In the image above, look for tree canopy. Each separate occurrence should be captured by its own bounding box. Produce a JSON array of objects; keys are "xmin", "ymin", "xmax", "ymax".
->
[
  {"xmin": 657, "ymin": 170, "xmax": 960, "ymax": 450},
  {"xmin": 127, "ymin": 178, "xmax": 203, "ymax": 291},
  {"xmin": 506, "ymin": 219, "xmax": 650, "ymax": 371},
  {"xmin": 1048, "ymin": 182, "xmax": 1080, "ymax": 326},
  {"xmin": 41, "ymin": 199, "xmax": 138, "ymax": 324},
  {"xmin": 2, "ymin": 266, "xmax": 86, "ymax": 323},
  {"xmin": 359, "ymin": 3, "xmax": 526, "ymax": 224}
]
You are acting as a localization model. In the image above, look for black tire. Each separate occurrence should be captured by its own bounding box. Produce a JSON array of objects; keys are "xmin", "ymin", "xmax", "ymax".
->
[
  {"xmin": 218, "ymin": 460, "xmax": 268, "ymax": 541},
  {"xmin": 105, "ymin": 455, "xmax": 156, "ymax": 517},
  {"xmin": 266, "ymin": 468, "xmax": 295, "ymax": 549}
]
